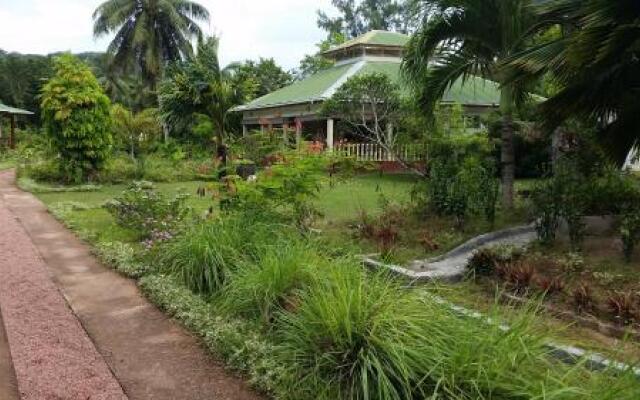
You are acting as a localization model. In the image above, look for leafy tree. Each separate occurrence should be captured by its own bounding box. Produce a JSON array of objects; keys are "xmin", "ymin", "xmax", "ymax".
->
[
  {"xmin": 297, "ymin": 33, "xmax": 346, "ymax": 79},
  {"xmin": 403, "ymin": 0, "xmax": 536, "ymax": 208},
  {"xmin": 225, "ymin": 58, "xmax": 292, "ymax": 99},
  {"xmin": 323, "ymin": 73, "xmax": 423, "ymax": 174},
  {"xmin": 318, "ymin": 0, "xmax": 421, "ymax": 39},
  {"xmin": 41, "ymin": 55, "xmax": 113, "ymax": 182},
  {"xmin": 159, "ymin": 36, "xmax": 253, "ymax": 146},
  {"xmin": 93, "ymin": 0, "xmax": 210, "ymax": 90},
  {"xmin": 111, "ymin": 105, "xmax": 162, "ymax": 159},
  {"xmin": 505, "ymin": 0, "xmax": 640, "ymax": 165},
  {"xmin": 0, "ymin": 51, "xmax": 53, "ymax": 122}
]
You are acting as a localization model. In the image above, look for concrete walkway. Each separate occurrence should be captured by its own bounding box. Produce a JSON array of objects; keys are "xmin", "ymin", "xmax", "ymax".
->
[
  {"xmin": 365, "ymin": 225, "xmax": 537, "ymax": 282},
  {"xmin": 0, "ymin": 170, "xmax": 262, "ymax": 400}
]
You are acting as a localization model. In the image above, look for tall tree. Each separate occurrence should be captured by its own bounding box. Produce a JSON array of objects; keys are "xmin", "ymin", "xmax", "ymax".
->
[
  {"xmin": 225, "ymin": 58, "xmax": 293, "ymax": 99},
  {"xmin": 92, "ymin": 0, "xmax": 210, "ymax": 91},
  {"xmin": 318, "ymin": 0, "xmax": 422, "ymax": 39},
  {"xmin": 403, "ymin": 0, "xmax": 535, "ymax": 208},
  {"xmin": 159, "ymin": 36, "xmax": 253, "ymax": 146},
  {"xmin": 505, "ymin": 0, "xmax": 640, "ymax": 165}
]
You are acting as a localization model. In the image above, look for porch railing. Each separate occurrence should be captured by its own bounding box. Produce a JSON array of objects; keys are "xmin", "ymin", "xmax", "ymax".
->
[{"xmin": 334, "ymin": 143, "xmax": 424, "ymax": 162}]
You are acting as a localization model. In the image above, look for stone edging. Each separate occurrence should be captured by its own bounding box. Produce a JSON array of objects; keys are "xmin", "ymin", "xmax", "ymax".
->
[
  {"xmin": 423, "ymin": 293, "xmax": 640, "ymax": 378},
  {"xmin": 419, "ymin": 224, "xmax": 536, "ymax": 264},
  {"xmin": 363, "ymin": 224, "xmax": 537, "ymax": 282}
]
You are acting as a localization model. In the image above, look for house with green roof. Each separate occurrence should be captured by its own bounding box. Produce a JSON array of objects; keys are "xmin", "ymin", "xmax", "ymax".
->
[{"xmin": 232, "ymin": 30, "xmax": 501, "ymax": 152}]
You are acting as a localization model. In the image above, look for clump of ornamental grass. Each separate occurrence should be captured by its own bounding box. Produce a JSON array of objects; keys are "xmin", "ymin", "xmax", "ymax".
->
[
  {"xmin": 218, "ymin": 240, "xmax": 322, "ymax": 324},
  {"xmin": 274, "ymin": 261, "xmax": 640, "ymax": 400},
  {"xmin": 276, "ymin": 263, "xmax": 439, "ymax": 400},
  {"xmin": 160, "ymin": 214, "xmax": 286, "ymax": 295}
]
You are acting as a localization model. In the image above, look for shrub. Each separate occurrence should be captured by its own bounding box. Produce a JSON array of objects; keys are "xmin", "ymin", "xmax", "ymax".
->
[
  {"xmin": 276, "ymin": 264, "xmax": 430, "ymax": 399},
  {"xmin": 606, "ymin": 292, "xmax": 638, "ymax": 326},
  {"xmin": 160, "ymin": 216, "xmax": 287, "ymax": 295},
  {"xmin": 104, "ymin": 182, "xmax": 190, "ymax": 242},
  {"xmin": 466, "ymin": 247, "xmax": 501, "ymax": 278},
  {"xmin": 572, "ymin": 283, "xmax": 596, "ymax": 314},
  {"xmin": 536, "ymin": 276, "xmax": 565, "ymax": 297},
  {"xmin": 506, "ymin": 263, "xmax": 537, "ymax": 294},
  {"xmin": 95, "ymin": 241, "xmax": 149, "ymax": 278},
  {"xmin": 531, "ymin": 179, "xmax": 560, "ymax": 245},
  {"xmin": 620, "ymin": 205, "xmax": 640, "ymax": 262},
  {"xmin": 218, "ymin": 240, "xmax": 320, "ymax": 324},
  {"xmin": 40, "ymin": 54, "xmax": 112, "ymax": 183}
]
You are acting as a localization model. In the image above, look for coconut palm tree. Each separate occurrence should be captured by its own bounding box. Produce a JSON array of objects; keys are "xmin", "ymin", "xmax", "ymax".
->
[
  {"xmin": 504, "ymin": 0, "xmax": 640, "ymax": 165},
  {"xmin": 158, "ymin": 36, "xmax": 255, "ymax": 146},
  {"xmin": 403, "ymin": 0, "xmax": 536, "ymax": 208},
  {"xmin": 93, "ymin": 0, "xmax": 210, "ymax": 91}
]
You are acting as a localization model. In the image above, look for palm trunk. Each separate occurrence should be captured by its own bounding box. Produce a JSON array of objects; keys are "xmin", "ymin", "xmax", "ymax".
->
[{"xmin": 500, "ymin": 87, "xmax": 515, "ymax": 209}]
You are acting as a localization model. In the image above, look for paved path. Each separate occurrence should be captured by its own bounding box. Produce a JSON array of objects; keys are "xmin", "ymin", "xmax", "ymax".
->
[
  {"xmin": 365, "ymin": 225, "xmax": 537, "ymax": 282},
  {"xmin": 0, "ymin": 308, "xmax": 20, "ymax": 400},
  {"xmin": 0, "ymin": 170, "xmax": 262, "ymax": 400}
]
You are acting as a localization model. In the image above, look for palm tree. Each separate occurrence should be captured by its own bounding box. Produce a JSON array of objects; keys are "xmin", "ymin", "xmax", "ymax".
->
[
  {"xmin": 504, "ymin": 0, "xmax": 640, "ymax": 165},
  {"xmin": 402, "ymin": 0, "xmax": 535, "ymax": 208},
  {"xmin": 158, "ymin": 36, "xmax": 254, "ymax": 146},
  {"xmin": 93, "ymin": 0, "xmax": 210, "ymax": 91}
]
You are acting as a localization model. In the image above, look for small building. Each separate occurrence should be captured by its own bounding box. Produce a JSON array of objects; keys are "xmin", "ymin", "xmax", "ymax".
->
[
  {"xmin": 232, "ymin": 30, "xmax": 501, "ymax": 156},
  {"xmin": 0, "ymin": 103, "xmax": 33, "ymax": 149}
]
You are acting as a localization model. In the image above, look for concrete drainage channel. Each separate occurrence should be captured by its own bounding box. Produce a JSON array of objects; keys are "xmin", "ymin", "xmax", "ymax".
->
[{"xmin": 361, "ymin": 224, "xmax": 640, "ymax": 378}]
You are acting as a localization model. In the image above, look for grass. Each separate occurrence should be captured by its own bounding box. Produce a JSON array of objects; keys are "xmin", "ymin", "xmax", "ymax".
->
[
  {"xmin": 28, "ymin": 172, "xmax": 640, "ymax": 399},
  {"xmin": 315, "ymin": 173, "xmax": 417, "ymax": 222}
]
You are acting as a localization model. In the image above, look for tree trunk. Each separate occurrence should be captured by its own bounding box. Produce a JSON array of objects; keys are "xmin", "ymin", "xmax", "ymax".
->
[{"xmin": 500, "ymin": 88, "xmax": 515, "ymax": 209}]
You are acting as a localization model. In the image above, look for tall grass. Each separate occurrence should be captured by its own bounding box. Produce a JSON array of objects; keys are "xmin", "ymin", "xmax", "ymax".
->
[
  {"xmin": 218, "ymin": 240, "xmax": 322, "ymax": 324},
  {"xmin": 274, "ymin": 262, "xmax": 640, "ymax": 400},
  {"xmin": 160, "ymin": 214, "xmax": 287, "ymax": 295}
]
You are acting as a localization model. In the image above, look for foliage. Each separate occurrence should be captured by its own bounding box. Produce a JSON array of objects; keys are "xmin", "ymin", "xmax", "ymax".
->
[
  {"xmin": 223, "ymin": 154, "xmax": 328, "ymax": 231},
  {"xmin": 504, "ymin": 0, "xmax": 640, "ymax": 164},
  {"xmin": 218, "ymin": 240, "xmax": 320, "ymax": 324},
  {"xmin": 111, "ymin": 105, "xmax": 162, "ymax": 159},
  {"xmin": 417, "ymin": 132, "xmax": 498, "ymax": 227},
  {"xmin": 276, "ymin": 264, "xmax": 430, "ymax": 399},
  {"xmin": 0, "ymin": 51, "xmax": 53, "ymax": 122},
  {"xmin": 323, "ymin": 73, "xmax": 406, "ymax": 163},
  {"xmin": 225, "ymin": 58, "xmax": 293, "ymax": 99},
  {"xmin": 159, "ymin": 215, "xmax": 290, "ymax": 296},
  {"xmin": 317, "ymin": 0, "xmax": 420, "ymax": 40},
  {"xmin": 403, "ymin": 0, "xmax": 537, "ymax": 207},
  {"xmin": 620, "ymin": 205, "xmax": 640, "ymax": 263},
  {"xmin": 93, "ymin": 0, "xmax": 210, "ymax": 88},
  {"xmin": 159, "ymin": 36, "xmax": 253, "ymax": 144},
  {"xmin": 40, "ymin": 54, "xmax": 113, "ymax": 183},
  {"xmin": 104, "ymin": 181, "xmax": 190, "ymax": 242},
  {"xmin": 298, "ymin": 33, "xmax": 345, "ymax": 78},
  {"xmin": 95, "ymin": 241, "xmax": 149, "ymax": 278},
  {"xmin": 139, "ymin": 274, "xmax": 286, "ymax": 394},
  {"xmin": 467, "ymin": 247, "xmax": 500, "ymax": 278},
  {"xmin": 229, "ymin": 131, "xmax": 282, "ymax": 165}
]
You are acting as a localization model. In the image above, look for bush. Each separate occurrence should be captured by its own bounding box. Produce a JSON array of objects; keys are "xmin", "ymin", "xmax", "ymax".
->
[
  {"xmin": 620, "ymin": 205, "xmax": 640, "ymax": 262},
  {"xmin": 466, "ymin": 247, "xmax": 501, "ymax": 277},
  {"xmin": 40, "ymin": 54, "xmax": 112, "ymax": 183},
  {"xmin": 104, "ymin": 182, "xmax": 190, "ymax": 243},
  {"xmin": 276, "ymin": 264, "xmax": 430, "ymax": 399},
  {"xmin": 160, "ymin": 215, "xmax": 289, "ymax": 295},
  {"xmin": 218, "ymin": 240, "xmax": 320, "ymax": 324}
]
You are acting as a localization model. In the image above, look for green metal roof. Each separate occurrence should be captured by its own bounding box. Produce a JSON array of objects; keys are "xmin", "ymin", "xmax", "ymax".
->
[
  {"xmin": 323, "ymin": 30, "xmax": 410, "ymax": 54},
  {"xmin": 0, "ymin": 103, "xmax": 33, "ymax": 115},
  {"xmin": 233, "ymin": 58, "xmax": 501, "ymax": 112}
]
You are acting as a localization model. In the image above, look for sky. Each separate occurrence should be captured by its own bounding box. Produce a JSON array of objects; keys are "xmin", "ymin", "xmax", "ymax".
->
[{"xmin": 0, "ymin": 0, "xmax": 335, "ymax": 70}]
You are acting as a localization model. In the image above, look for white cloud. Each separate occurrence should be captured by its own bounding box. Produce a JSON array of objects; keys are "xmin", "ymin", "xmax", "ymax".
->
[{"xmin": 0, "ymin": 0, "xmax": 335, "ymax": 69}]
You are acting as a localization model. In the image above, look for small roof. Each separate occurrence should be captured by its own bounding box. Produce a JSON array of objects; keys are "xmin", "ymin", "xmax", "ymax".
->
[
  {"xmin": 233, "ymin": 59, "xmax": 501, "ymax": 112},
  {"xmin": 0, "ymin": 103, "xmax": 34, "ymax": 115},
  {"xmin": 323, "ymin": 30, "xmax": 410, "ymax": 56}
]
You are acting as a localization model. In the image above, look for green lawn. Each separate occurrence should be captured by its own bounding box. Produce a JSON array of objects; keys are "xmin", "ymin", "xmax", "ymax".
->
[
  {"xmin": 35, "ymin": 181, "xmax": 216, "ymax": 245},
  {"xmin": 315, "ymin": 173, "xmax": 418, "ymax": 222}
]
